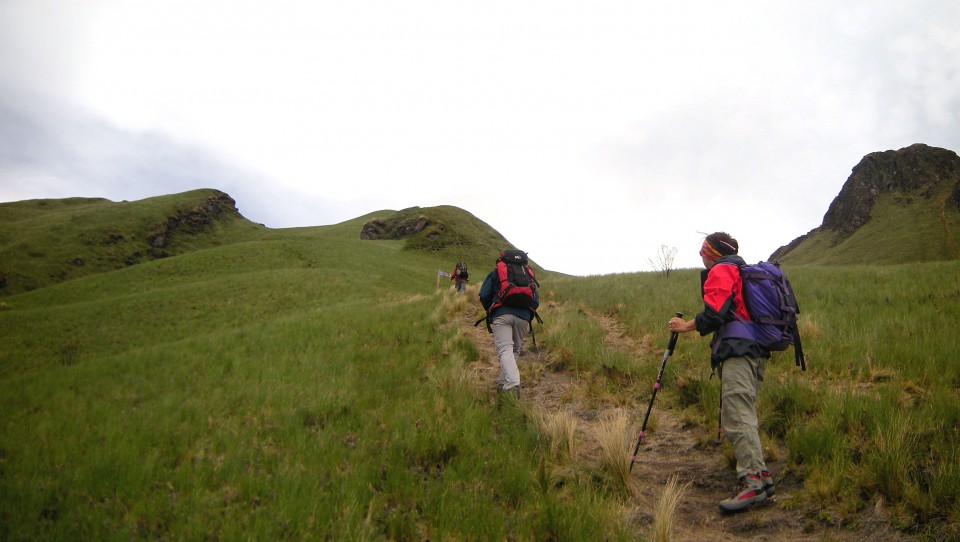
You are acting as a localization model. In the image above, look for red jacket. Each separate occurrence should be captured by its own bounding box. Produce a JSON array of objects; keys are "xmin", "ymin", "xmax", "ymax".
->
[
  {"xmin": 700, "ymin": 262, "xmax": 750, "ymax": 325},
  {"xmin": 694, "ymin": 255, "xmax": 768, "ymax": 367}
]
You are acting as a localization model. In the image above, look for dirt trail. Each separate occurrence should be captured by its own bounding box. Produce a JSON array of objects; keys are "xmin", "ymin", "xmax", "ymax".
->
[{"xmin": 461, "ymin": 309, "xmax": 915, "ymax": 542}]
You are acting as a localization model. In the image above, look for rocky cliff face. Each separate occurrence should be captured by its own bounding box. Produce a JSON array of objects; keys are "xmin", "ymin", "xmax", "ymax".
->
[
  {"xmin": 821, "ymin": 144, "xmax": 960, "ymax": 237},
  {"xmin": 771, "ymin": 143, "xmax": 960, "ymax": 261},
  {"xmin": 146, "ymin": 190, "xmax": 242, "ymax": 253}
]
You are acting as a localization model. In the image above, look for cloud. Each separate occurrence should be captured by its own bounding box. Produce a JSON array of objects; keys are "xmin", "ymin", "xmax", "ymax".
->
[
  {"xmin": 0, "ymin": 89, "xmax": 363, "ymax": 233},
  {"xmin": 2, "ymin": 0, "xmax": 959, "ymax": 275}
]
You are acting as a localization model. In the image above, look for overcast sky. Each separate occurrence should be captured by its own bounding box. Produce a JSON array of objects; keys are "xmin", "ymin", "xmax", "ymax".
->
[{"xmin": 1, "ymin": 1, "xmax": 958, "ymax": 275}]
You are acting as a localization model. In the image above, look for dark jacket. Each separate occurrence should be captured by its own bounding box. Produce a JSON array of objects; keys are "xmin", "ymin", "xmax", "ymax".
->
[
  {"xmin": 694, "ymin": 255, "xmax": 768, "ymax": 368},
  {"xmin": 478, "ymin": 269, "xmax": 540, "ymax": 322}
]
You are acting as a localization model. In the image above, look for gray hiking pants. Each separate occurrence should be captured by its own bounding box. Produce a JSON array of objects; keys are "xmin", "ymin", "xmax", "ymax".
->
[
  {"xmin": 491, "ymin": 314, "xmax": 528, "ymax": 391},
  {"xmin": 718, "ymin": 355, "xmax": 767, "ymax": 478}
]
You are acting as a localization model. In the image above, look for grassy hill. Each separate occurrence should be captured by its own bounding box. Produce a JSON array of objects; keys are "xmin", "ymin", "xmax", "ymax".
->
[
  {"xmin": 0, "ymin": 189, "xmax": 264, "ymax": 295},
  {"xmin": 1, "ymin": 190, "xmax": 959, "ymax": 540},
  {"xmin": 774, "ymin": 144, "xmax": 960, "ymax": 266},
  {"xmin": 0, "ymin": 193, "xmax": 552, "ymax": 298},
  {"xmin": 777, "ymin": 185, "xmax": 960, "ymax": 265}
]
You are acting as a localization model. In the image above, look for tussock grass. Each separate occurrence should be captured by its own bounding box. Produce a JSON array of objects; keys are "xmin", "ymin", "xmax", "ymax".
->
[
  {"xmin": 536, "ymin": 409, "xmax": 579, "ymax": 463},
  {"xmin": 550, "ymin": 260, "xmax": 960, "ymax": 537},
  {"xmin": 432, "ymin": 284, "xmax": 477, "ymax": 323},
  {"xmin": 653, "ymin": 474, "xmax": 691, "ymax": 542},
  {"xmin": 595, "ymin": 409, "xmax": 634, "ymax": 497}
]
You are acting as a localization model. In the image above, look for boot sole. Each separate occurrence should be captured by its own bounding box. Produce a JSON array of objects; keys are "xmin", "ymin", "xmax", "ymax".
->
[{"xmin": 718, "ymin": 493, "xmax": 768, "ymax": 513}]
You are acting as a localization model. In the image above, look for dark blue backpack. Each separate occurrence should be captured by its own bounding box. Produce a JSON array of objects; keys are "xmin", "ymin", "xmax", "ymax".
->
[{"xmin": 736, "ymin": 261, "xmax": 806, "ymax": 370}]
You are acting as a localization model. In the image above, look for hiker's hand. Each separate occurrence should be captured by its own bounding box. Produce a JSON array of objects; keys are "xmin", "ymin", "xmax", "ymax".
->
[{"xmin": 669, "ymin": 317, "xmax": 695, "ymax": 334}]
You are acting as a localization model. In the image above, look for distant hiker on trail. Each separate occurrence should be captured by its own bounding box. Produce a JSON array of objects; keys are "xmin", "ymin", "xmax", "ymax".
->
[
  {"xmin": 451, "ymin": 262, "xmax": 469, "ymax": 294},
  {"xmin": 477, "ymin": 249, "xmax": 540, "ymax": 399},
  {"xmin": 668, "ymin": 232, "xmax": 774, "ymax": 513}
]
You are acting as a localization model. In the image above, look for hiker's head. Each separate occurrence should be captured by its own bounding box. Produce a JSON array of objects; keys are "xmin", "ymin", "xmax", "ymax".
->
[{"xmin": 700, "ymin": 232, "xmax": 738, "ymax": 267}]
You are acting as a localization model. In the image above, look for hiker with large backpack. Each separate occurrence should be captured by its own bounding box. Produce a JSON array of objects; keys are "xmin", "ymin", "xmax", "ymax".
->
[
  {"xmin": 477, "ymin": 249, "xmax": 541, "ymax": 399},
  {"xmin": 668, "ymin": 232, "xmax": 783, "ymax": 513},
  {"xmin": 451, "ymin": 262, "xmax": 469, "ymax": 294}
]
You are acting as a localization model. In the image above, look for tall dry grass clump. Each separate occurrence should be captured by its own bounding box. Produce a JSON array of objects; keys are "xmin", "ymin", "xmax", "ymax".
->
[
  {"xmin": 596, "ymin": 409, "xmax": 632, "ymax": 496},
  {"xmin": 432, "ymin": 286, "xmax": 475, "ymax": 324},
  {"xmin": 537, "ymin": 409, "xmax": 578, "ymax": 462},
  {"xmin": 652, "ymin": 474, "xmax": 690, "ymax": 542}
]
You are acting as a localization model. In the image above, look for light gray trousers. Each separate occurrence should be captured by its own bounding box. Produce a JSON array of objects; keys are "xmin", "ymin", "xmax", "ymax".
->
[
  {"xmin": 491, "ymin": 314, "xmax": 528, "ymax": 391},
  {"xmin": 718, "ymin": 355, "xmax": 768, "ymax": 478}
]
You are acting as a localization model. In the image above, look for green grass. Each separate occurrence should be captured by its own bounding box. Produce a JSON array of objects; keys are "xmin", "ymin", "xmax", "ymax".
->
[
  {"xmin": 0, "ymin": 189, "xmax": 264, "ymax": 295},
  {"xmin": 779, "ymin": 187, "xmax": 960, "ymax": 265},
  {"xmin": 0, "ymin": 211, "xmax": 636, "ymax": 541},
  {"xmin": 547, "ymin": 260, "xmax": 960, "ymax": 536},
  {"xmin": 2, "ymin": 191, "xmax": 960, "ymax": 539}
]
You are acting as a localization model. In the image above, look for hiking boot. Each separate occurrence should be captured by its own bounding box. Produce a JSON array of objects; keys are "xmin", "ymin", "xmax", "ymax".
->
[
  {"xmin": 718, "ymin": 473, "xmax": 767, "ymax": 513},
  {"xmin": 761, "ymin": 470, "xmax": 775, "ymax": 497}
]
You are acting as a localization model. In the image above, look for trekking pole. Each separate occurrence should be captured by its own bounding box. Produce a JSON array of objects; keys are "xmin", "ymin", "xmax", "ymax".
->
[{"xmin": 629, "ymin": 312, "xmax": 683, "ymax": 472}]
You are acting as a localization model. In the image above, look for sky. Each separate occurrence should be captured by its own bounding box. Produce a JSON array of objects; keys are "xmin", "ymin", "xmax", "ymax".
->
[{"xmin": 1, "ymin": 1, "xmax": 958, "ymax": 276}]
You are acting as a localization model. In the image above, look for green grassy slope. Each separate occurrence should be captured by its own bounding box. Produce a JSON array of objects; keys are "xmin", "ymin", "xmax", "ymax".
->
[
  {"xmin": 0, "ymin": 221, "xmax": 512, "ymax": 540},
  {"xmin": 2, "ymin": 191, "xmax": 960, "ymax": 539},
  {"xmin": 0, "ymin": 189, "xmax": 264, "ymax": 295},
  {"xmin": 778, "ymin": 185, "xmax": 960, "ymax": 265},
  {"xmin": 355, "ymin": 205, "xmax": 554, "ymax": 276},
  {"xmin": 0, "ymin": 196, "xmax": 626, "ymax": 541}
]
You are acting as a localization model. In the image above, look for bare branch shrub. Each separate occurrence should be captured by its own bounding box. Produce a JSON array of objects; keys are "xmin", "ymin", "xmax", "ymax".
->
[{"xmin": 649, "ymin": 245, "xmax": 678, "ymax": 277}]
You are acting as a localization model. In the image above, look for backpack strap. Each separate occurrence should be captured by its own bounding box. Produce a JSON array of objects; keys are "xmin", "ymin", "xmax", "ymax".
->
[
  {"xmin": 474, "ymin": 314, "xmax": 493, "ymax": 333},
  {"xmin": 792, "ymin": 325, "xmax": 806, "ymax": 370},
  {"xmin": 474, "ymin": 308, "xmax": 543, "ymax": 335}
]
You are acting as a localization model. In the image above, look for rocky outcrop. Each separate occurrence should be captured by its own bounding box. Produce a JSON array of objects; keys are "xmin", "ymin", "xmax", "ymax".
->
[
  {"xmin": 146, "ymin": 191, "xmax": 241, "ymax": 252},
  {"xmin": 821, "ymin": 144, "xmax": 960, "ymax": 237},
  {"xmin": 771, "ymin": 144, "xmax": 960, "ymax": 261},
  {"xmin": 360, "ymin": 214, "xmax": 430, "ymax": 240}
]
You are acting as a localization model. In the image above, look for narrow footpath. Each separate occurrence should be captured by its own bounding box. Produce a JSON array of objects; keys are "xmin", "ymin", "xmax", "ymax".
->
[{"xmin": 460, "ymin": 308, "xmax": 915, "ymax": 542}]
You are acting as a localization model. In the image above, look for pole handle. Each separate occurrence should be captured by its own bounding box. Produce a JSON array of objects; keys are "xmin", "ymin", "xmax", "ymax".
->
[{"xmin": 667, "ymin": 312, "xmax": 683, "ymax": 351}]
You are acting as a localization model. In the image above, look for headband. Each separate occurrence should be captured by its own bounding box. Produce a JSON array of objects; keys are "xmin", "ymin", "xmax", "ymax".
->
[{"xmin": 699, "ymin": 240, "xmax": 724, "ymax": 261}]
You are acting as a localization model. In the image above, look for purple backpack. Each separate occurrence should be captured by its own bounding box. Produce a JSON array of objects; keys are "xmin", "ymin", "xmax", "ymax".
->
[{"xmin": 736, "ymin": 261, "xmax": 806, "ymax": 370}]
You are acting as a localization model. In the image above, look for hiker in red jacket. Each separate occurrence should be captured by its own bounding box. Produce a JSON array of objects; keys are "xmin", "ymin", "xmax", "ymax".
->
[
  {"xmin": 668, "ymin": 232, "xmax": 774, "ymax": 513},
  {"xmin": 478, "ymin": 250, "xmax": 540, "ymax": 398},
  {"xmin": 451, "ymin": 262, "xmax": 468, "ymax": 294}
]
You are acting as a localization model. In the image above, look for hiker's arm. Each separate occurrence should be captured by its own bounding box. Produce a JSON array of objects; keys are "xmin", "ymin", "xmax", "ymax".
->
[
  {"xmin": 692, "ymin": 265, "xmax": 738, "ymax": 335},
  {"xmin": 668, "ymin": 317, "xmax": 696, "ymax": 333}
]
